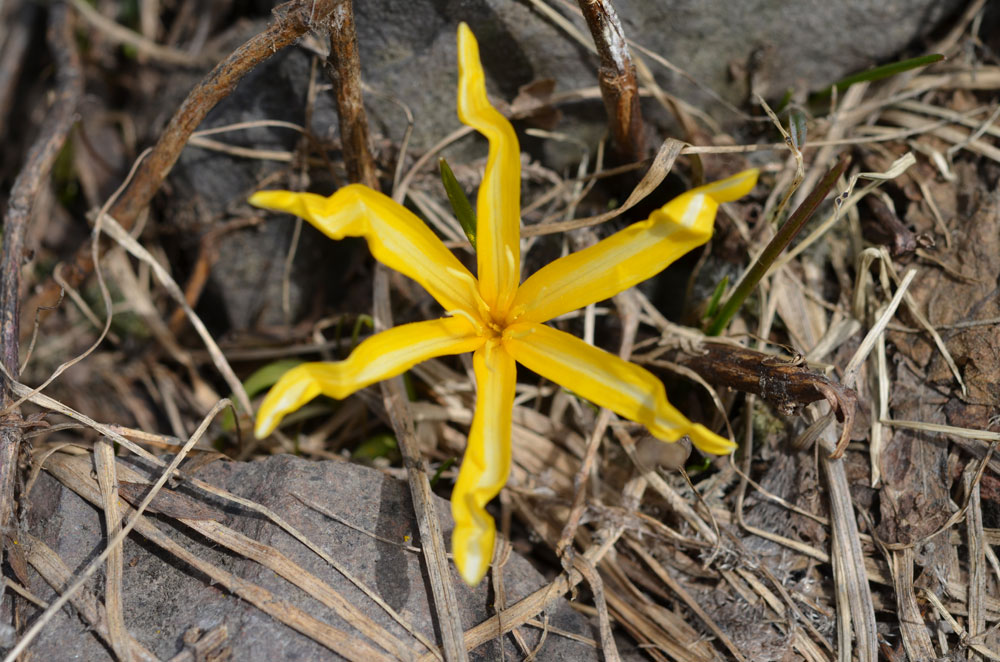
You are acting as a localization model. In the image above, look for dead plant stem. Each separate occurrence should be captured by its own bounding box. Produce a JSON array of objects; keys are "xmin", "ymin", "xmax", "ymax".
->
[
  {"xmin": 577, "ymin": 0, "xmax": 646, "ymax": 162},
  {"xmin": 0, "ymin": 0, "xmax": 81, "ymax": 587},
  {"xmin": 326, "ymin": 0, "xmax": 378, "ymax": 189},
  {"xmin": 28, "ymin": 0, "xmax": 340, "ymax": 327}
]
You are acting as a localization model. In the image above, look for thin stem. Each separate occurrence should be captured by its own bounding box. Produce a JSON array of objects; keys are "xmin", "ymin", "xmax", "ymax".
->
[
  {"xmin": 0, "ymin": 0, "xmax": 82, "ymax": 583},
  {"xmin": 577, "ymin": 0, "xmax": 646, "ymax": 162},
  {"xmin": 705, "ymin": 153, "xmax": 850, "ymax": 336},
  {"xmin": 29, "ymin": 0, "xmax": 338, "ymax": 322},
  {"xmin": 327, "ymin": 0, "xmax": 378, "ymax": 189}
]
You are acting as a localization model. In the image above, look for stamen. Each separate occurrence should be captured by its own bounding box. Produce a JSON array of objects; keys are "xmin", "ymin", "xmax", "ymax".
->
[
  {"xmin": 504, "ymin": 303, "xmax": 526, "ymax": 325},
  {"xmin": 445, "ymin": 308, "xmax": 484, "ymax": 334},
  {"xmin": 502, "ymin": 324, "xmax": 534, "ymax": 341},
  {"xmin": 445, "ymin": 266, "xmax": 489, "ymax": 312}
]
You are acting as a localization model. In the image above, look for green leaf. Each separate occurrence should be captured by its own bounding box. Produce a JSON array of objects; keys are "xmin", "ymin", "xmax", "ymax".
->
[
  {"xmin": 774, "ymin": 88, "xmax": 794, "ymax": 114},
  {"xmin": 439, "ymin": 158, "xmax": 477, "ymax": 248},
  {"xmin": 350, "ymin": 314, "xmax": 373, "ymax": 351},
  {"xmin": 705, "ymin": 154, "xmax": 850, "ymax": 336},
  {"xmin": 813, "ymin": 53, "xmax": 944, "ymax": 100},
  {"xmin": 789, "ymin": 110, "xmax": 807, "ymax": 150},
  {"xmin": 685, "ymin": 456, "xmax": 712, "ymax": 474},
  {"xmin": 431, "ymin": 457, "xmax": 457, "ymax": 488},
  {"xmin": 222, "ymin": 359, "xmax": 304, "ymax": 431},
  {"xmin": 352, "ymin": 434, "xmax": 399, "ymax": 462},
  {"xmin": 702, "ymin": 275, "xmax": 729, "ymax": 320}
]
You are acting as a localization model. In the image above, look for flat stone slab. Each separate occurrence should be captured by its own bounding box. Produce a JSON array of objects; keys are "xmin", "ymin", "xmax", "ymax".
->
[{"xmin": 24, "ymin": 454, "xmax": 614, "ymax": 661}]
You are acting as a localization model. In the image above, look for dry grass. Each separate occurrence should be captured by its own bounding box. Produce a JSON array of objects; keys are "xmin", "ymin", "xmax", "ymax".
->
[{"xmin": 3, "ymin": 0, "xmax": 1000, "ymax": 660}]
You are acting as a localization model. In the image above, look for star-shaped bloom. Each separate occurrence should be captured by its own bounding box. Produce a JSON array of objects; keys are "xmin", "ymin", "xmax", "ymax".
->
[{"xmin": 250, "ymin": 23, "xmax": 757, "ymax": 586}]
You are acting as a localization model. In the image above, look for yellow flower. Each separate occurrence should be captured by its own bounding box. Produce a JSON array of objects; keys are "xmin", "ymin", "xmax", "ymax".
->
[{"xmin": 250, "ymin": 23, "xmax": 757, "ymax": 586}]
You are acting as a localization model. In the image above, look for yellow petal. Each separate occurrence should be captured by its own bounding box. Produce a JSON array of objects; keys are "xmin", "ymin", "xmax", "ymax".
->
[
  {"xmin": 451, "ymin": 342, "xmax": 516, "ymax": 586},
  {"xmin": 503, "ymin": 322, "xmax": 735, "ymax": 455},
  {"xmin": 456, "ymin": 23, "xmax": 521, "ymax": 318},
  {"xmin": 250, "ymin": 185, "xmax": 482, "ymax": 316},
  {"xmin": 255, "ymin": 317, "xmax": 484, "ymax": 438},
  {"xmin": 509, "ymin": 169, "xmax": 759, "ymax": 325}
]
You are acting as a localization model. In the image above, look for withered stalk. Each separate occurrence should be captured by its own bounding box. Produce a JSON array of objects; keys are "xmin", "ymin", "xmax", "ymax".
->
[
  {"xmin": 326, "ymin": 0, "xmax": 378, "ymax": 189},
  {"xmin": 577, "ymin": 0, "xmax": 646, "ymax": 162}
]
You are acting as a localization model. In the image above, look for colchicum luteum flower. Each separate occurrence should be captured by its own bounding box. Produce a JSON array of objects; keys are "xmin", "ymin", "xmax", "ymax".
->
[{"xmin": 251, "ymin": 23, "xmax": 758, "ymax": 586}]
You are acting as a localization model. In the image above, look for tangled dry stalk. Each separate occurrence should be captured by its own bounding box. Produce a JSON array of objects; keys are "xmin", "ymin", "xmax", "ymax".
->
[{"xmin": 0, "ymin": 0, "xmax": 998, "ymax": 660}]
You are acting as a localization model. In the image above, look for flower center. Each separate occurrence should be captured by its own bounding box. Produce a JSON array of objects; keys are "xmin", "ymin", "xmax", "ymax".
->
[{"xmin": 483, "ymin": 318, "xmax": 504, "ymax": 339}]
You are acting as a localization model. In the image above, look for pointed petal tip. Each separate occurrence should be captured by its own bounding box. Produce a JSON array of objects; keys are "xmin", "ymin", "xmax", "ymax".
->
[
  {"xmin": 688, "ymin": 423, "xmax": 738, "ymax": 456},
  {"xmin": 702, "ymin": 168, "xmax": 759, "ymax": 203},
  {"xmin": 248, "ymin": 189, "xmax": 294, "ymax": 212},
  {"xmin": 253, "ymin": 415, "xmax": 276, "ymax": 440},
  {"xmin": 452, "ymin": 522, "xmax": 493, "ymax": 586}
]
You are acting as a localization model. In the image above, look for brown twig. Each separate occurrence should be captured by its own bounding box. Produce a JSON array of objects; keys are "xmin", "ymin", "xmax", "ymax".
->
[
  {"xmin": 27, "ymin": 0, "xmax": 340, "ymax": 326},
  {"xmin": 326, "ymin": 0, "xmax": 378, "ymax": 189},
  {"xmin": 372, "ymin": 267, "xmax": 468, "ymax": 662},
  {"xmin": 0, "ymin": 1, "xmax": 39, "ymax": 141},
  {"xmin": 0, "ymin": 0, "xmax": 82, "ymax": 569},
  {"xmin": 577, "ymin": 0, "xmax": 646, "ymax": 162},
  {"xmin": 671, "ymin": 343, "xmax": 857, "ymax": 432}
]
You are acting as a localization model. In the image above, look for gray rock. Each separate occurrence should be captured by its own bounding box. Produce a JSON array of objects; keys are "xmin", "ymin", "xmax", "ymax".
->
[
  {"xmin": 353, "ymin": 0, "xmax": 963, "ymax": 146},
  {"xmin": 24, "ymin": 455, "xmax": 606, "ymax": 661},
  {"xmin": 165, "ymin": 0, "xmax": 962, "ymax": 330}
]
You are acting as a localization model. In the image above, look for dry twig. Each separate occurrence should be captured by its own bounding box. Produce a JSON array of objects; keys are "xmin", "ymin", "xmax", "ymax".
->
[{"xmin": 0, "ymin": 0, "xmax": 82, "ymax": 580}]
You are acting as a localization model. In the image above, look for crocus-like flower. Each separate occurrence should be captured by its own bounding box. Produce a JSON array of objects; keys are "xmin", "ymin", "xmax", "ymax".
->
[{"xmin": 250, "ymin": 23, "xmax": 757, "ymax": 586}]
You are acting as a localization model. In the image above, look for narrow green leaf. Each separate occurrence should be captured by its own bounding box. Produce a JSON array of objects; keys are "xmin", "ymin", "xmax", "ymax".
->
[
  {"xmin": 685, "ymin": 456, "xmax": 712, "ymax": 474},
  {"xmin": 352, "ymin": 434, "xmax": 399, "ymax": 462},
  {"xmin": 702, "ymin": 275, "xmax": 729, "ymax": 320},
  {"xmin": 350, "ymin": 314, "xmax": 373, "ymax": 351},
  {"xmin": 430, "ymin": 457, "xmax": 457, "ymax": 488},
  {"xmin": 774, "ymin": 88, "xmax": 794, "ymax": 114},
  {"xmin": 439, "ymin": 158, "xmax": 477, "ymax": 248},
  {"xmin": 705, "ymin": 154, "xmax": 850, "ymax": 336},
  {"xmin": 813, "ymin": 53, "xmax": 944, "ymax": 99},
  {"xmin": 789, "ymin": 110, "xmax": 807, "ymax": 150}
]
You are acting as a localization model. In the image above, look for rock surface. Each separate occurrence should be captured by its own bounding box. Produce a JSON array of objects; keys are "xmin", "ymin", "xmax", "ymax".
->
[
  {"xmin": 166, "ymin": 0, "xmax": 963, "ymax": 331},
  {"xmin": 24, "ymin": 454, "xmax": 613, "ymax": 661}
]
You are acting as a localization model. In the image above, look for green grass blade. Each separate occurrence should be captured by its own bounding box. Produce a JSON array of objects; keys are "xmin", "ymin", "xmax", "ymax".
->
[
  {"xmin": 439, "ymin": 158, "xmax": 477, "ymax": 248},
  {"xmin": 705, "ymin": 153, "xmax": 850, "ymax": 336},
  {"xmin": 813, "ymin": 53, "xmax": 944, "ymax": 99}
]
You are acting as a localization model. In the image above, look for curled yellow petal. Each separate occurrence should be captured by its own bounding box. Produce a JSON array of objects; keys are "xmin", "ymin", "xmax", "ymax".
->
[
  {"xmin": 255, "ymin": 317, "xmax": 484, "ymax": 438},
  {"xmin": 504, "ymin": 322, "xmax": 735, "ymax": 455},
  {"xmin": 457, "ymin": 22, "xmax": 521, "ymax": 319},
  {"xmin": 250, "ymin": 185, "xmax": 482, "ymax": 316},
  {"xmin": 509, "ymin": 169, "xmax": 759, "ymax": 325},
  {"xmin": 451, "ymin": 342, "xmax": 516, "ymax": 586}
]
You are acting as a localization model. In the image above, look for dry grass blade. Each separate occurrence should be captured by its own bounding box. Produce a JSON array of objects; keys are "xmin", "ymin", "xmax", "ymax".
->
[
  {"xmin": 522, "ymin": 137, "xmax": 684, "ymax": 236},
  {"xmin": 4, "ymin": 399, "xmax": 230, "ymax": 661},
  {"xmin": 23, "ymin": 533, "xmax": 159, "ymax": 662},
  {"xmin": 965, "ymin": 463, "xmax": 987, "ymax": 659},
  {"xmin": 93, "ymin": 440, "xmax": 133, "ymax": 662},
  {"xmin": 41, "ymin": 453, "xmax": 393, "ymax": 662},
  {"xmin": 889, "ymin": 548, "xmax": 935, "ymax": 660},
  {"xmin": 881, "ymin": 419, "xmax": 1000, "ymax": 443},
  {"xmin": 99, "ymin": 212, "xmax": 252, "ymax": 415},
  {"xmin": 820, "ymin": 425, "xmax": 878, "ymax": 662},
  {"xmin": 68, "ymin": 0, "xmax": 211, "ymax": 67},
  {"xmin": 842, "ymin": 268, "xmax": 916, "ymax": 387},
  {"xmin": 372, "ymin": 266, "xmax": 466, "ymax": 662}
]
